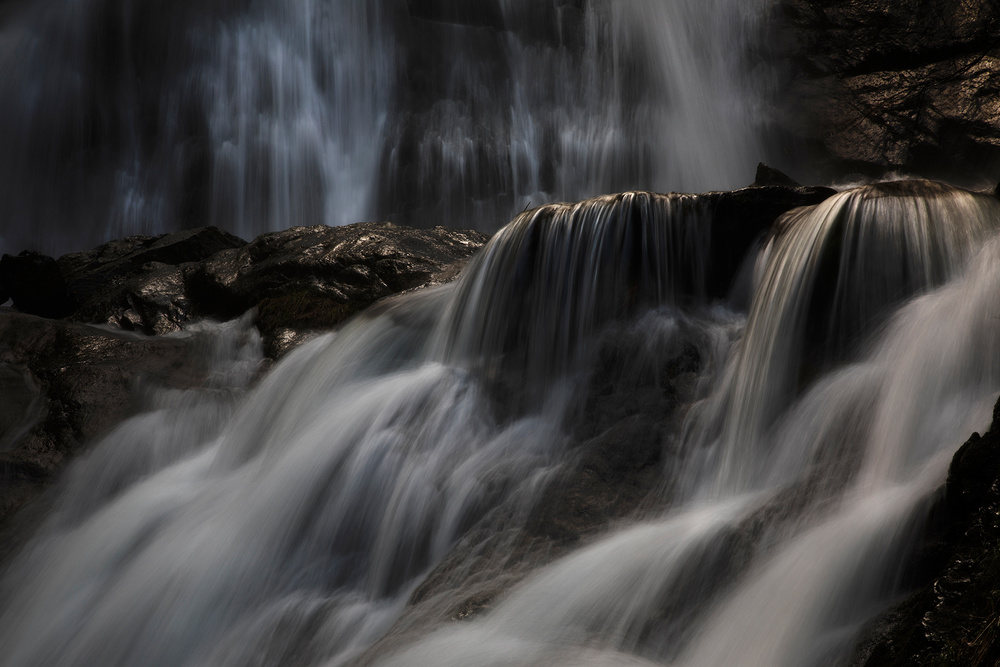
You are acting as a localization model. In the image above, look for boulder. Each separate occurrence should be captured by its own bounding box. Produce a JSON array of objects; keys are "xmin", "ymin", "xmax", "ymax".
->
[
  {"xmin": 56, "ymin": 226, "xmax": 247, "ymax": 334},
  {"xmin": 752, "ymin": 162, "xmax": 801, "ymax": 187},
  {"xmin": 1, "ymin": 222, "xmax": 489, "ymax": 358},
  {"xmin": 185, "ymin": 222, "xmax": 489, "ymax": 357},
  {"xmin": 701, "ymin": 183, "xmax": 836, "ymax": 298}
]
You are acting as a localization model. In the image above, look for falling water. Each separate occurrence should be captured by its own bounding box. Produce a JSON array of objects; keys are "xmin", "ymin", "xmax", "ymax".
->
[
  {"xmin": 2, "ymin": 180, "xmax": 1000, "ymax": 666},
  {"xmin": 692, "ymin": 180, "xmax": 1000, "ymax": 492},
  {"xmin": 0, "ymin": 0, "xmax": 781, "ymax": 255},
  {"xmin": 438, "ymin": 192, "xmax": 712, "ymax": 385},
  {"xmin": 0, "ymin": 0, "xmax": 394, "ymax": 254}
]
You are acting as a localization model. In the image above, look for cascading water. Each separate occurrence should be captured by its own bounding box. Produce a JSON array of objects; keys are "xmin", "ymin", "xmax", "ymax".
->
[
  {"xmin": 690, "ymin": 180, "xmax": 1000, "ymax": 492},
  {"xmin": 2, "ymin": 180, "xmax": 1000, "ymax": 667},
  {"xmin": 438, "ymin": 192, "xmax": 712, "ymax": 385},
  {"xmin": 0, "ymin": 0, "xmax": 782, "ymax": 255}
]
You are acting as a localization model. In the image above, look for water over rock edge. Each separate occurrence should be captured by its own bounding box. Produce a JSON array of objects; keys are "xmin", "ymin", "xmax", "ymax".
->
[{"xmin": 2, "ymin": 180, "xmax": 1000, "ymax": 664}]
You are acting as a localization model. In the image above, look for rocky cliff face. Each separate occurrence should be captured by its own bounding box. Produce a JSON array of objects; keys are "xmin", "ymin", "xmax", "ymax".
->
[{"xmin": 780, "ymin": 0, "xmax": 1000, "ymax": 184}]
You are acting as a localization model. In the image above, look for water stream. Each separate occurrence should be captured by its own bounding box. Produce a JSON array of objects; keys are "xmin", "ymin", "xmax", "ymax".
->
[
  {"xmin": 1, "ymin": 0, "xmax": 997, "ymax": 664},
  {"xmin": 1, "ymin": 181, "xmax": 999, "ymax": 666}
]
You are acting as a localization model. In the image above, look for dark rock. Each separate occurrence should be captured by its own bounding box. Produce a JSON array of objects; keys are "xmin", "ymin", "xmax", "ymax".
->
[
  {"xmin": 58, "ymin": 226, "xmax": 246, "ymax": 283},
  {"xmin": 2, "ymin": 222, "xmax": 488, "ymax": 358},
  {"xmin": 0, "ymin": 310, "xmax": 239, "ymax": 547},
  {"xmin": 185, "ymin": 222, "xmax": 489, "ymax": 357},
  {"xmin": 781, "ymin": 0, "xmax": 1000, "ymax": 182},
  {"xmin": 0, "ymin": 364, "xmax": 45, "ymax": 453},
  {"xmin": 56, "ymin": 226, "xmax": 247, "ymax": 334},
  {"xmin": 0, "ymin": 251, "xmax": 73, "ymax": 318},
  {"xmin": 752, "ymin": 162, "xmax": 801, "ymax": 187},
  {"xmin": 702, "ymin": 183, "xmax": 836, "ymax": 298},
  {"xmin": 851, "ymin": 394, "xmax": 1000, "ymax": 666}
]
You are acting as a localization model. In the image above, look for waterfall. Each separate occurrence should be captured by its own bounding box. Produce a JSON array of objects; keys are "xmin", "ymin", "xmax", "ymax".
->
[
  {"xmin": 0, "ymin": 0, "xmax": 781, "ymax": 255},
  {"xmin": 438, "ymin": 192, "xmax": 711, "ymax": 386},
  {"xmin": 2, "ymin": 180, "xmax": 1000, "ymax": 666},
  {"xmin": 0, "ymin": 0, "xmax": 394, "ymax": 254},
  {"xmin": 692, "ymin": 180, "xmax": 1000, "ymax": 492}
]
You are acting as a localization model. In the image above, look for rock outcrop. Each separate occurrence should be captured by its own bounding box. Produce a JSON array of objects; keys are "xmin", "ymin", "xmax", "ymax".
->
[
  {"xmin": 55, "ymin": 226, "xmax": 248, "ymax": 334},
  {"xmin": 184, "ymin": 223, "xmax": 489, "ymax": 357},
  {"xmin": 851, "ymin": 396, "xmax": 1000, "ymax": 665},
  {"xmin": 1, "ymin": 222, "xmax": 490, "ymax": 358},
  {"xmin": 0, "ymin": 221, "xmax": 490, "ymax": 550},
  {"xmin": 780, "ymin": 0, "xmax": 1000, "ymax": 183},
  {"xmin": 0, "ymin": 251, "xmax": 74, "ymax": 319}
]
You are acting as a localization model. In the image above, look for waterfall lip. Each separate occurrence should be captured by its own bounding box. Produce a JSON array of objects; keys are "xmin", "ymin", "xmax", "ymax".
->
[
  {"xmin": 767, "ymin": 178, "xmax": 989, "ymax": 236},
  {"xmin": 862, "ymin": 179, "xmax": 974, "ymax": 198},
  {"xmin": 437, "ymin": 190, "xmax": 714, "ymax": 389}
]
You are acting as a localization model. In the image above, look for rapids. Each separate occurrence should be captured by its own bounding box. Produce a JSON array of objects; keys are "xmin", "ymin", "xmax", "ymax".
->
[{"xmin": 2, "ymin": 180, "xmax": 1000, "ymax": 667}]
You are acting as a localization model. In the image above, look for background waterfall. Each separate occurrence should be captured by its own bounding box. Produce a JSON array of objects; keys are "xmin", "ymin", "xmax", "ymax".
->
[
  {"xmin": 0, "ymin": 0, "xmax": 783, "ymax": 255},
  {"xmin": 2, "ymin": 181, "xmax": 1000, "ymax": 666}
]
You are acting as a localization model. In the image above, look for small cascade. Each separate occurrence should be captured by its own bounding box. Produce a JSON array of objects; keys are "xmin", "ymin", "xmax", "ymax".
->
[
  {"xmin": 439, "ymin": 192, "xmax": 711, "ymax": 385},
  {"xmin": 0, "ymin": 293, "xmax": 570, "ymax": 667},
  {"xmin": 373, "ymin": 190, "xmax": 1000, "ymax": 667},
  {"xmin": 2, "ymin": 181, "xmax": 1000, "ymax": 667},
  {"xmin": 692, "ymin": 180, "xmax": 1000, "ymax": 490},
  {"xmin": 0, "ymin": 192, "xmax": 726, "ymax": 667}
]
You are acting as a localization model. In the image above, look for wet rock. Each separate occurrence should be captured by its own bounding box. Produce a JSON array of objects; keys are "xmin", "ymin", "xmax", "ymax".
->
[
  {"xmin": 752, "ymin": 162, "xmax": 801, "ymax": 187},
  {"xmin": 2, "ymin": 222, "xmax": 488, "ymax": 358},
  {"xmin": 0, "ymin": 311, "xmax": 232, "ymax": 553},
  {"xmin": 702, "ymin": 183, "xmax": 836, "ymax": 298},
  {"xmin": 851, "ymin": 395, "xmax": 1000, "ymax": 666},
  {"xmin": 57, "ymin": 226, "xmax": 247, "ymax": 334},
  {"xmin": 0, "ymin": 364, "xmax": 45, "ymax": 453},
  {"xmin": 186, "ymin": 222, "xmax": 489, "ymax": 357},
  {"xmin": 781, "ymin": 0, "xmax": 1000, "ymax": 182}
]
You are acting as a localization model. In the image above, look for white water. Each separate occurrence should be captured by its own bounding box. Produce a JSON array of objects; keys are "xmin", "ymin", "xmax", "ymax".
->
[
  {"xmin": 693, "ymin": 181, "xmax": 1000, "ymax": 491},
  {"xmin": 1, "ymin": 181, "xmax": 999, "ymax": 666},
  {"xmin": 0, "ymin": 0, "xmax": 780, "ymax": 254},
  {"xmin": 371, "ymin": 182, "xmax": 1000, "ymax": 666}
]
